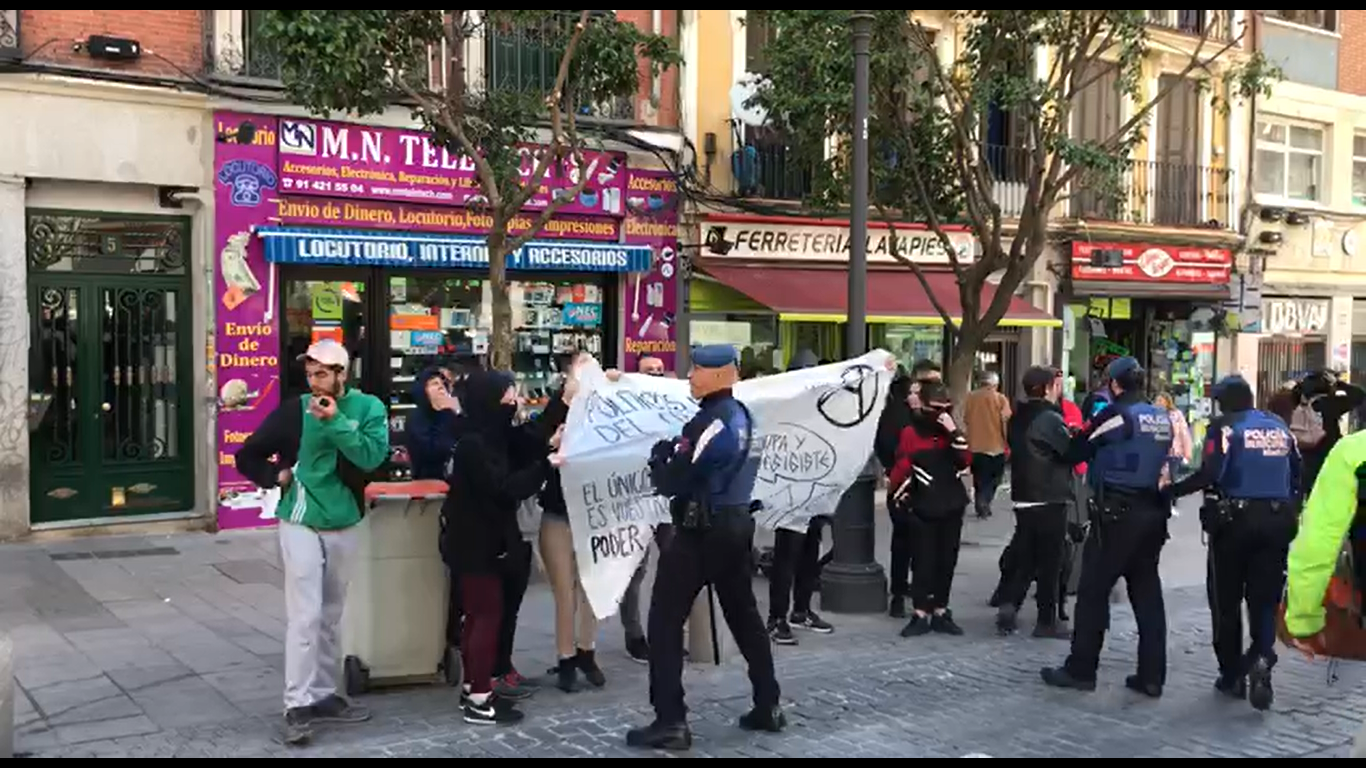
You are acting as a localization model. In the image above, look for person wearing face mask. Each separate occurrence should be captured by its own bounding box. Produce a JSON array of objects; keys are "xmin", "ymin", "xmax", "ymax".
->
[
  {"xmin": 888, "ymin": 379, "xmax": 972, "ymax": 637},
  {"xmin": 235, "ymin": 339, "xmax": 390, "ymax": 747},
  {"xmin": 878, "ymin": 359, "xmax": 942, "ymax": 619},
  {"xmin": 443, "ymin": 369, "xmax": 558, "ymax": 725}
]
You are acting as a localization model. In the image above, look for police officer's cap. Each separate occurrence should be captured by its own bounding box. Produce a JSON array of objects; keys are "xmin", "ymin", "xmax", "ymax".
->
[
  {"xmin": 692, "ymin": 344, "xmax": 740, "ymax": 369},
  {"xmin": 1210, "ymin": 374, "xmax": 1253, "ymax": 399},
  {"xmin": 1106, "ymin": 356, "xmax": 1144, "ymax": 380}
]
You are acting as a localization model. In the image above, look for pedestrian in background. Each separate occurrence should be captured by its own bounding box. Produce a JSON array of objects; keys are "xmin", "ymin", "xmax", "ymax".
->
[
  {"xmin": 964, "ymin": 371, "xmax": 1011, "ymax": 520},
  {"xmin": 1153, "ymin": 392, "xmax": 1191, "ymax": 482}
]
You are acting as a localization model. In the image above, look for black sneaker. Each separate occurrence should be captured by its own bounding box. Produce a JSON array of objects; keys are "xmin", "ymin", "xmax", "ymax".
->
[
  {"xmin": 899, "ymin": 614, "xmax": 932, "ymax": 638},
  {"xmin": 768, "ymin": 618, "xmax": 797, "ymax": 645},
  {"xmin": 554, "ymin": 657, "xmax": 578, "ymax": 693},
  {"xmin": 995, "ymin": 606, "xmax": 1018, "ymax": 636},
  {"xmin": 889, "ymin": 595, "xmax": 907, "ymax": 619},
  {"xmin": 931, "ymin": 611, "xmax": 964, "ymax": 636},
  {"xmin": 310, "ymin": 694, "xmax": 371, "ymax": 724},
  {"xmin": 738, "ymin": 704, "xmax": 787, "ymax": 732},
  {"xmin": 1247, "ymin": 657, "xmax": 1274, "ymax": 711},
  {"xmin": 790, "ymin": 611, "xmax": 834, "ymax": 634},
  {"xmin": 283, "ymin": 706, "xmax": 313, "ymax": 747},
  {"xmin": 1124, "ymin": 674, "xmax": 1162, "ymax": 698},
  {"xmin": 1214, "ymin": 674, "xmax": 1247, "ymax": 700},
  {"xmin": 1040, "ymin": 666, "xmax": 1097, "ymax": 691},
  {"xmin": 493, "ymin": 671, "xmax": 535, "ymax": 701},
  {"xmin": 625, "ymin": 636, "xmax": 650, "ymax": 664},
  {"xmin": 1032, "ymin": 621, "xmax": 1071, "ymax": 640},
  {"xmin": 464, "ymin": 695, "xmax": 525, "ymax": 725},
  {"xmin": 576, "ymin": 649, "xmax": 607, "ymax": 688},
  {"xmin": 625, "ymin": 719, "xmax": 693, "ymax": 751}
]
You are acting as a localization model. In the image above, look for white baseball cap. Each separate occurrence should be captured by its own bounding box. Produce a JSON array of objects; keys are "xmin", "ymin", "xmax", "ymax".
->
[{"xmin": 299, "ymin": 338, "xmax": 350, "ymax": 369}]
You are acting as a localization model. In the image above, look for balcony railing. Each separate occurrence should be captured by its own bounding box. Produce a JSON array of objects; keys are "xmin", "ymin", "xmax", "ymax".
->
[
  {"xmin": 1145, "ymin": 10, "xmax": 1234, "ymax": 40},
  {"xmin": 0, "ymin": 9, "xmax": 20, "ymax": 62},
  {"xmin": 732, "ymin": 143, "xmax": 812, "ymax": 202},
  {"xmin": 484, "ymin": 20, "xmax": 635, "ymax": 122},
  {"xmin": 981, "ymin": 144, "xmax": 1033, "ymax": 219},
  {"xmin": 1069, "ymin": 159, "xmax": 1235, "ymax": 229}
]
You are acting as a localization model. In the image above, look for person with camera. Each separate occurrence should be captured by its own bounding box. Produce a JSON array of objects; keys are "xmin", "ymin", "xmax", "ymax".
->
[
  {"xmin": 235, "ymin": 339, "xmax": 391, "ymax": 747},
  {"xmin": 625, "ymin": 344, "xmax": 783, "ymax": 751},
  {"xmin": 995, "ymin": 366, "xmax": 1078, "ymax": 639},
  {"xmin": 887, "ymin": 379, "xmax": 972, "ymax": 637}
]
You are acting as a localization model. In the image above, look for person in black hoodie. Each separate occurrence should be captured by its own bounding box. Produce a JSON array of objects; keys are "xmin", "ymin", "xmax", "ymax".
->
[
  {"xmin": 767, "ymin": 349, "xmax": 836, "ymax": 644},
  {"xmin": 444, "ymin": 369, "xmax": 555, "ymax": 725},
  {"xmin": 877, "ymin": 359, "xmax": 941, "ymax": 619},
  {"xmin": 404, "ymin": 366, "xmax": 468, "ymax": 686},
  {"xmin": 995, "ymin": 366, "xmax": 1076, "ymax": 639}
]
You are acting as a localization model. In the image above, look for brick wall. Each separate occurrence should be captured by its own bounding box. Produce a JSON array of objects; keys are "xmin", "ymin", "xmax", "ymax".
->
[
  {"xmin": 18, "ymin": 10, "xmax": 202, "ymax": 80},
  {"xmin": 1339, "ymin": 10, "xmax": 1366, "ymax": 96},
  {"xmin": 615, "ymin": 10, "xmax": 681, "ymax": 129}
]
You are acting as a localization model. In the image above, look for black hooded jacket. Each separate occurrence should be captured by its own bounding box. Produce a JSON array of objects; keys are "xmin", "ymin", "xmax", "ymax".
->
[
  {"xmin": 405, "ymin": 366, "xmax": 465, "ymax": 481},
  {"xmin": 1007, "ymin": 398, "xmax": 1074, "ymax": 504},
  {"xmin": 442, "ymin": 370, "xmax": 549, "ymax": 574}
]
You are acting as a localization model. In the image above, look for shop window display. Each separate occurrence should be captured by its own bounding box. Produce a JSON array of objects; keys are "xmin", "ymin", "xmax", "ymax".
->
[{"xmin": 281, "ymin": 279, "xmax": 369, "ymax": 394}]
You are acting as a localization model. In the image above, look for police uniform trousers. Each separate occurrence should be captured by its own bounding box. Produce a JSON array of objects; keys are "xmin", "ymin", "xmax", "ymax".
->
[
  {"xmin": 1205, "ymin": 499, "xmax": 1295, "ymax": 679},
  {"xmin": 1064, "ymin": 490, "xmax": 1169, "ymax": 686},
  {"xmin": 646, "ymin": 513, "xmax": 780, "ymax": 725}
]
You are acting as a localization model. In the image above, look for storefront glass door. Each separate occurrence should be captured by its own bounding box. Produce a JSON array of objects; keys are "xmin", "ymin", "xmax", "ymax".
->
[{"xmin": 27, "ymin": 212, "xmax": 196, "ymax": 524}]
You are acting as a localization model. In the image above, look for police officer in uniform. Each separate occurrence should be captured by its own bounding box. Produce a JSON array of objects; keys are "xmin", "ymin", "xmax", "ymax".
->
[
  {"xmin": 1042, "ymin": 356, "xmax": 1174, "ymax": 696},
  {"xmin": 625, "ymin": 344, "xmax": 784, "ymax": 751},
  {"xmin": 1166, "ymin": 375, "xmax": 1300, "ymax": 710}
]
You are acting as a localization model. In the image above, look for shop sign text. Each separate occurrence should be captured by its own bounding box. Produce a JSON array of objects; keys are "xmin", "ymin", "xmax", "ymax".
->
[
  {"xmin": 1261, "ymin": 297, "xmax": 1329, "ymax": 335},
  {"xmin": 1071, "ymin": 241, "xmax": 1231, "ymax": 284},
  {"xmin": 705, "ymin": 220, "xmax": 975, "ymax": 265}
]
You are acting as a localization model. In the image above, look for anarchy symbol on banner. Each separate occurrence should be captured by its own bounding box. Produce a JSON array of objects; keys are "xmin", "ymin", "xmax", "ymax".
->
[{"xmin": 815, "ymin": 364, "xmax": 881, "ymax": 429}]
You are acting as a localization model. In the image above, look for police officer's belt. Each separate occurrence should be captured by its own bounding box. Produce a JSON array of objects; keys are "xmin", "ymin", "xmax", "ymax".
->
[{"xmin": 1220, "ymin": 498, "xmax": 1293, "ymax": 514}]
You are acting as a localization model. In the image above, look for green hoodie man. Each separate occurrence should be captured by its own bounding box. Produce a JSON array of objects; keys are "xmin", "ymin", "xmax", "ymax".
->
[
  {"xmin": 1284, "ymin": 428, "xmax": 1366, "ymax": 758},
  {"xmin": 234, "ymin": 338, "xmax": 389, "ymax": 747}
]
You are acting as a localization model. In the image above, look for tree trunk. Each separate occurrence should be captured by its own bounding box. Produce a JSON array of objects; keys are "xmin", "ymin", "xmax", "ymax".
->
[
  {"xmin": 945, "ymin": 322, "xmax": 985, "ymax": 405},
  {"xmin": 487, "ymin": 226, "xmax": 515, "ymax": 372}
]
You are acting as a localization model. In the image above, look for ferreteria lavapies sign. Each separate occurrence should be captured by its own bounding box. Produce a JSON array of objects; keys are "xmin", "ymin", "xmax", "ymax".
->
[{"xmin": 701, "ymin": 214, "xmax": 977, "ymax": 265}]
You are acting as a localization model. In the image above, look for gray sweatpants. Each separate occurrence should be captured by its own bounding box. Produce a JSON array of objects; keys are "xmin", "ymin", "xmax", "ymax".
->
[
  {"xmin": 279, "ymin": 520, "xmax": 358, "ymax": 711},
  {"xmin": 1352, "ymin": 719, "xmax": 1366, "ymax": 758}
]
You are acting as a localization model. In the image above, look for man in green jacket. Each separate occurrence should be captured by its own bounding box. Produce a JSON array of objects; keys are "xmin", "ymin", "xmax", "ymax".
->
[
  {"xmin": 1284, "ymin": 429, "xmax": 1366, "ymax": 757},
  {"xmin": 237, "ymin": 339, "xmax": 390, "ymax": 746}
]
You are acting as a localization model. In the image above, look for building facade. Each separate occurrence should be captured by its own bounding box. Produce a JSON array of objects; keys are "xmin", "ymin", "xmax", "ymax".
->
[
  {"xmin": 680, "ymin": 10, "xmax": 1249, "ymax": 429},
  {"xmin": 0, "ymin": 9, "xmax": 683, "ymax": 537},
  {"xmin": 1238, "ymin": 10, "xmax": 1366, "ymax": 401}
]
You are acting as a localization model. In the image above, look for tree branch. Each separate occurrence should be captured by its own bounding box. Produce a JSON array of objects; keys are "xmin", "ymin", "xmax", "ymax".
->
[{"xmin": 877, "ymin": 203, "xmax": 959, "ymax": 333}]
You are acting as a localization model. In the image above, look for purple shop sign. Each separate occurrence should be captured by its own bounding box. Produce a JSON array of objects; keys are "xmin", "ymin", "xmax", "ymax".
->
[
  {"xmin": 622, "ymin": 169, "xmax": 680, "ymax": 373},
  {"xmin": 213, "ymin": 111, "xmax": 285, "ymax": 531},
  {"xmin": 275, "ymin": 117, "xmax": 629, "ymax": 217}
]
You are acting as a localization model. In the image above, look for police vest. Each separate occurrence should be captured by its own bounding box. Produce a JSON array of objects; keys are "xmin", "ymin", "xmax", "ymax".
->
[
  {"xmin": 694, "ymin": 397, "xmax": 761, "ymax": 507},
  {"xmin": 1215, "ymin": 410, "xmax": 1295, "ymax": 500},
  {"xmin": 1091, "ymin": 402, "xmax": 1173, "ymax": 491}
]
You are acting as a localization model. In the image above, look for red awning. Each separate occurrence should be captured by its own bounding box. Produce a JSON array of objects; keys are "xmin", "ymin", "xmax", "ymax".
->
[{"xmin": 697, "ymin": 263, "xmax": 1058, "ymax": 327}]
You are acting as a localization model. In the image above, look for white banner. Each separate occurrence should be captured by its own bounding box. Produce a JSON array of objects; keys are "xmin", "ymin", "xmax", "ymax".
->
[{"xmin": 557, "ymin": 349, "xmax": 894, "ymax": 619}]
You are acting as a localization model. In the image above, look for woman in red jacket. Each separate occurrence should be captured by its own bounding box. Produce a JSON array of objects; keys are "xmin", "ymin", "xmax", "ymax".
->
[{"xmin": 888, "ymin": 380, "xmax": 973, "ymax": 637}]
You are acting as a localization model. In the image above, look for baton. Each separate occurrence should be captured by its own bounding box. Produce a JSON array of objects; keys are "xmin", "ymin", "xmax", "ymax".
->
[{"xmin": 707, "ymin": 582, "xmax": 721, "ymax": 666}]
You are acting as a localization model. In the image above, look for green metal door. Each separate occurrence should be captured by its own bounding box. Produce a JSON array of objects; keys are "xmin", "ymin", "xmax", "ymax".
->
[{"xmin": 27, "ymin": 211, "xmax": 196, "ymax": 524}]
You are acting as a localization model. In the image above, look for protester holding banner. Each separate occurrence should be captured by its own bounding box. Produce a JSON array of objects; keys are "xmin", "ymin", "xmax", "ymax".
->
[
  {"xmin": 767, "ymin": 349, "xmax": 836, "ymax": 645},
  {"xmin": 614, "ymin": 355, "xmax": 678, "ymax": 664},
  {"xmin": 625, "ymin": 344, "xmax": 784, "ymax": 751},
  {"xmin": 888, "ymin": 379, "xmax": 971, "ymax": 637},
  {"xmin": 535, "ymin": 354, "xmax": 608, "ymax": 693},
  {"xmin": 443, "ymin": 370, "xmax": 555, "ymax": 726}
]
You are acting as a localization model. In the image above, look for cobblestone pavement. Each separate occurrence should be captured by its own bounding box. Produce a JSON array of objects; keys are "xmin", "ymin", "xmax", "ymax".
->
[{"xmin": 4, "ymin": 498, "xmax": 1364, "ymax": 758}]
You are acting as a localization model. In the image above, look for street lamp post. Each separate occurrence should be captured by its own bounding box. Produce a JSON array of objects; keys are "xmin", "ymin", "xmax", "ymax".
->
[{"xmin": 819, "ymin": 8, "xmax": 889, "ymax": 615}]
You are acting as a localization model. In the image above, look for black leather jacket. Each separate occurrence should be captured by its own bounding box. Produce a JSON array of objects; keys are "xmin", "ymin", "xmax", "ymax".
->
[{"xmin": 1007, "ymin": 398, "xmax": 1075, "ymax": 505}]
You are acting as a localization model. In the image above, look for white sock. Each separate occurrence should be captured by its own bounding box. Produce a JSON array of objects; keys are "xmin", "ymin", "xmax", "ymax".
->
[
  {"xmin": 462, "ymin": 682, "xmax": 472, "ymax": 694},
  {"xmin": 468, "ymin": 691, "xmax": 491, "ymax": 706}
]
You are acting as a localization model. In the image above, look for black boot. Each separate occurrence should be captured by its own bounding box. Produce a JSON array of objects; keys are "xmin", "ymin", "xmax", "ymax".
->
[
  {"xmin": 625, "ymin": 720, "xmax": 693, "ymax": 751},
  {"xmin": 1247, "ymin": 657, "xmax": 1274, "ymax": 711},
  {"xmin": 738, "ymin": 705, "xmax": 787, "ymax": 733},
  {"xmin": 555, "ymin": 657, "xmax": 578, "ymax": 693},
  {"xmin": 889, "ymin": 594, "xmax": 907, "ymax": 619},
  {"xmin": 576, "ymin": 648, "xmax": 606, "ymax": 688}
]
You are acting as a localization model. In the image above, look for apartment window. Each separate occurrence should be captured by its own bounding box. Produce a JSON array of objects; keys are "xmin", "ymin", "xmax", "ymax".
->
[
  {"xmin": 744, "ymin": 11, "xmax": 778, "ymax": 75},
  {"xmin": 1264, "ymin": 10, "xmax": 1337, "ymax": 33},
  {"xmin": 1255, "ymin": 120, "xmax": 1324, "ymax": 202},
  {"xmin": 1355, "ymin": 136, "xmax": 1366, "ymax": 208}
]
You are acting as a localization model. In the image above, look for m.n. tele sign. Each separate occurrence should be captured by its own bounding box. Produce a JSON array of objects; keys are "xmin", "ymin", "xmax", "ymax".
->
[
  {"xmin": 703, "ymin": 213, "xmax": 975, "ymax": 265},
  {"xmin": 1071, "ymin": 241, "xmax": 1232, "ymax": 284}
]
